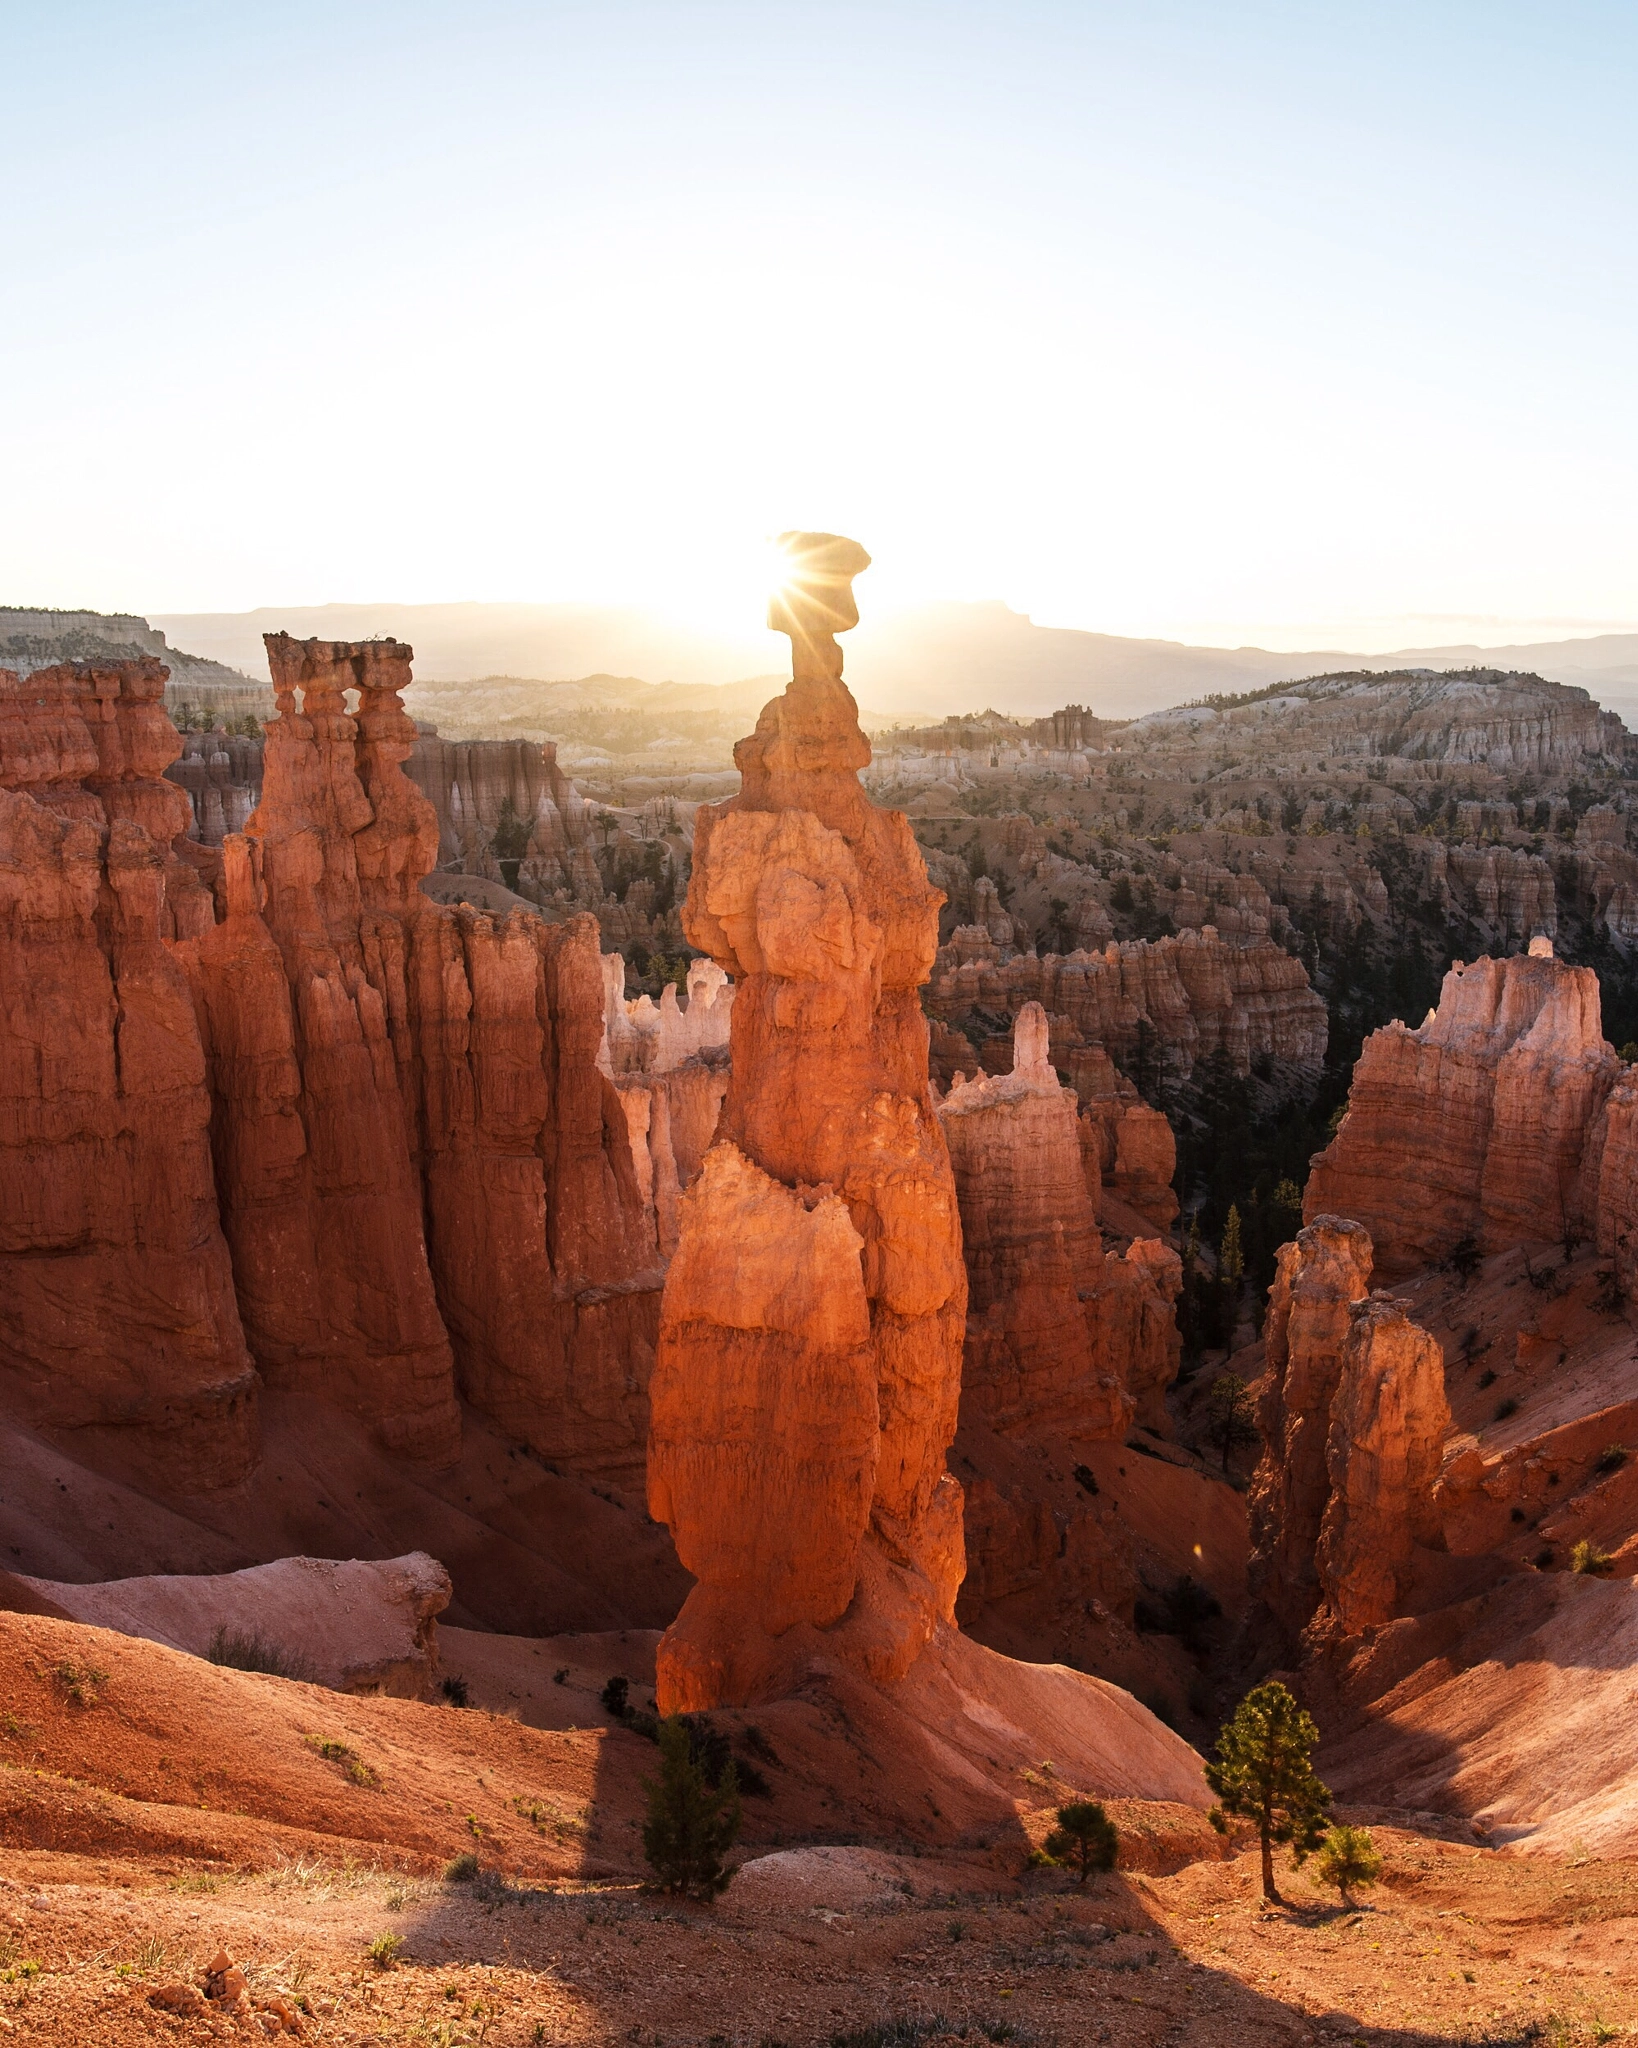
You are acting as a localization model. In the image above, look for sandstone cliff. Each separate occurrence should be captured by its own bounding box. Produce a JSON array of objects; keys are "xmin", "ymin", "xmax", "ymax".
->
[
  {"xmin": 0, "ymin": 660, "xmax": 256, "ymax": 1488},
  {"xmin": 1248, "ymin": 1217, "xmax": 1451, "ymax": 1642},
  {"xmin": 646, "ymin": 535, "xmax": 969, "ymax": 1711},
  {"xmin": 938, "ymin": 1003, "xmax": 1179, "ymax": 1442},
  {"xmin": 0, "ymin": 642, "xmax": 702, "ymax": 1493},
  {"xmin": 1306, "ymin": 942, "xmax": 1623, "ymax": 1274}
]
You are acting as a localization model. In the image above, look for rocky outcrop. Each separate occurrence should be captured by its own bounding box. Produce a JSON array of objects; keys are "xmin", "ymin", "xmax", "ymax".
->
[
  {"xmin": 1315, "ymin": 1296, "xmax": 1450, "ymax": 1636},
  {"xmin": 0, "ymin": 661, "xmax": 256, "ymax": 1488},
  {"xmin": 647, "ymin": 534, "xmax": 969, "ymax": 1712},
  {"xmin": 1248, "ymin": 1218, "xmax": 1375, "ymax": 1636},
  {"xmin": 18, "ymin": 1552, "xmax": 450, "ymax": 1697},
  {"xmin": 927, "ymin": 928, "xmax": 1326, "ymax": 1084},
  {"xmin": 0, "ymin": 641, "xmax": 676, "ymax": 1491},
  {"xmin": 1071, "ymin": 1044, "xmax": 1180, "ymax": 1237},
  {"xmin": 1249, "ymin": 1218, "xmax": 1451, "ymax": 1641},
  {"xmin": 1306, "ymin": 943, "xmax": 1623, "ymax": 1274},
  {"xmin": 939, "ymin": 1004, "xmax": 1180, "ymax": 1441}
]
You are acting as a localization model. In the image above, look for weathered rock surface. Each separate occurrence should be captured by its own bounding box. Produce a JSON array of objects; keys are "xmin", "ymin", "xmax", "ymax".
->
[
  {"xmin": 939, "ymin": 1003, "xmax": 1180, "ymax": 1441},
  {"xmin": 0, "ymin": 661, "xmax": 256, "ymax": 1488},
  {"xmin": 927, "ymin": 927, "xmax": 1326, "ymax": 1085},
  {"xmin": 1248, "ymin": 1217, "xmax": 1375, "ymax": 1636},
  {"xmin": 1249, "ymin": 1216, "xmax": 1451, "ymax": 1640},
  {"xmin": 18, "ymin": 1551, "xmax": 450, "ymax": 1697},
  {"xmin": 1306, "ymin": 944, "xmax": 1623, "ymax": 1274},
  {"xmin": 0, "ymin": 642, "xmax": 681, "ymax": 1491},
  {"xmin": 648, "ymin": 535, "xmax": 969, "ymax": 1711},
  {"xmin": 1315, "ymin": 1295, "xmax": 1451, "ymax": 1636}
]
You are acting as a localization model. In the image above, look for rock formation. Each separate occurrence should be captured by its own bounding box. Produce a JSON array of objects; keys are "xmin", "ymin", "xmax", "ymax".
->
[
  {"xmin": 939, "ymin": 1003, "xmax": 1180, "ymax": 1441},
  {"xmin": 1248, "ymin": 1217, "xmax": 1375, "ymax": 1636},
  {"xmin": 647, "ymin": 534, "xmax": 969, "ymax": 1712},
  {"xmin": 17, "ymin": 1552, "xmax": 450, "ymax": 1697},
  {"xmin": 926, "ymin": 928, "xmax": 1326, "ymax": 1085},
  {"xmin": 1306, "ymin": 943, "xmax": 1623, "ymax": 1274},
  {"xmin": 0, "ymin": 660, "xmax": 256, "ymax": 1487},
  {"xmin": 0, "ymin": 640, "xmax": 694, "ymax": 1491},
  {"xmin": 1314, "ymin": 1296, "xmax": 1450, "ymax": 1636},
  {"xmin": 1249, "ymin": 1217, "xmax": 1451, "ymax": 1640}
]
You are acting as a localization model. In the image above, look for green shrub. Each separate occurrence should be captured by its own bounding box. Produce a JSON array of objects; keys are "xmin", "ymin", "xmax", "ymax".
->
[
  {"xmin": 642, "ymin": 1715, "xmax": 740, "ymax": 1897},
  {"xmin": 1312, "ymin": 1823, "xmax": 1382, "ymax": 1904},
  {"xmin": 1042, "ymin": 1800, "xmax": 1119, "ymax": 1884},
  {"xmin": 443, "ymin": 1852, "xmax": 481, "ymax": 1883},
  {"xmin": 1571, "ymin": 1538, "xmax": 1616, "ymax": 1576}
]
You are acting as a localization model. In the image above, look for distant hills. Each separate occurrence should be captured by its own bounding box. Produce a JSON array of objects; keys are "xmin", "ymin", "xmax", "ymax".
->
[{"xmin": 154, "ymin": 598, "xmax": 1638, "ymax": 725}]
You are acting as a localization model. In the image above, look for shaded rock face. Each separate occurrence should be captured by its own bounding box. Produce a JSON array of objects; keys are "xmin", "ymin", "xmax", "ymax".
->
[
  {"xmin": 1248, "ymin": 1217, "xmax": 1374, "ymax": 1636},
  {"xmin": 1316, "ymin": 1296, "xmax": 1450, "ymax": 1636},
  {"xmin": 647, "ymin": 534, "xmax": 969, "ymax": 1712},
  {"xmin": 1306, "ymin": 946, "xmax": 1623, "ymax": 1275},
  {"xmin": 18, "ymin": 1552, "xmax": 450, "ymax": 1698},
  {"xmin": 1249, "ymin": 1218, "xmax": 1451, "ymax": 1640},
  {"xmin": 0, "ymin": 643, "xmax": 680, "ymax": 1492},
  {"xmin": 938, "ymin": 1003, "xmax": 1180, "ymax": 1442}
]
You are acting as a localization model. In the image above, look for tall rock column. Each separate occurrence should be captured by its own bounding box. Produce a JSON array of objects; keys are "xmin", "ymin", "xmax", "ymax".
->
[
  {"xmin": 647, "ymin": 534, "xmax": 968, "ymax": 1710},
  {"xmin": 1247, "ymin": 1216, "xmax": 1373, "ymax": 1635}
]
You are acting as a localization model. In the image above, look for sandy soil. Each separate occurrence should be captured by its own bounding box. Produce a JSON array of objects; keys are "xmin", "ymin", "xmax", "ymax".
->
[{"xmin": 3, "ymin": 1612, "xmax": 1636, "ymax": 2045}]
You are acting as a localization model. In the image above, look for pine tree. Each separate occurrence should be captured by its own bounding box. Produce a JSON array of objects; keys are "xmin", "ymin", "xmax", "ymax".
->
[
  {"xmin": 1312, "ymin": 1823, "xmax": 1382, "ymax": 1906},
  {"xmin": 1219, "ymin": 1205, "xmax": 1245, "ymax": 1287},
  {"xmin": 1042, "ymin": 1800, "xmax": 1119, "ymax": 1885},
  {"xmin": 1205, "ymin": 1681, "xmax": 1332, "ymax": 1903},
  {"xmin": 641, "ymin": 1717, "xmax": 741, "ymax": 1898}
]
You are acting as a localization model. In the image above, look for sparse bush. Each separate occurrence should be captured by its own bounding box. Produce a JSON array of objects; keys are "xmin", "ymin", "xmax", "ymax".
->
[
  {"xmin": 208, "ymin": 1627, "xmax": 313, "ymax": 1682},
  {"xmin": 1595, "ymin": 1443, "xmax": 1629, "ymax": 1477},
  {"xmin": 600, "ymin": 1675, "xmax": 630, "ymax": 1718},
  {"xmin": 1571, "ymin": 1539, "xmax": 1616, "ymax": 1576},
  {"xmin": 50, "ymin": 1659, "xmax": 109, "ymax": 1706},
  {"xmin": 440, "ymin": 1675, "xmax": 470, "ymax": 1707},
  {"xmin": 367, "ymin": 1931, "xmax": 403, "ymax": 1968},
  {"xmin": 641, "ymin": 1715, "xmax": 740, "ymax": 1897},
  {"xmin": 552, "ymin": 1667, "xmax": 569, "ymax": 1685},
  {"xmin": 1477, "ymin": 1368, "xmax": 1498, "ymax": 1389},
  {"xmin": 1312, "ymin": 1823, "xmax": 1382, "ymax": 1904},
  {"xmin": 444, "ymin": 1852, "xmax": 481, "ymax": 1883},
  {"xmin": 1072, "ymin": 1462, "xmax": 1099, "ymax": 1497},
  {"xmin": 1494, "ymin": 1397, "xmax": 1520, "ymax": 1422},
  {"xmin": 1448, "ymin": 1236, "xmax": 1483, "ymax": 1282},
  {"xmin": 1042, "ymin": 1800, "xmax": 1119, "ymax": 1884}
]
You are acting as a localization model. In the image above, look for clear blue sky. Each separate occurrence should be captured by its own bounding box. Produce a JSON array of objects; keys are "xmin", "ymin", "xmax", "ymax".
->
[{"xmin": 4, "ymin": 1, "xmax": 1636, "ymax": 648}]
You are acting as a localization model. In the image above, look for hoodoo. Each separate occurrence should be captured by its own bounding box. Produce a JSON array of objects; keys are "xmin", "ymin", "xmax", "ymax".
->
[{"xmin": 647, "ymin": 535, "xmax": 970, "ymax": 1711}]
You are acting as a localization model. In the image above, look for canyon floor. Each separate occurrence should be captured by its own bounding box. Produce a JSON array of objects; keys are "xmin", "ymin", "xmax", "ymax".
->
[{"xmin": 2, "ymin": 1611, "xmax": 1635, "ymax": 2048}]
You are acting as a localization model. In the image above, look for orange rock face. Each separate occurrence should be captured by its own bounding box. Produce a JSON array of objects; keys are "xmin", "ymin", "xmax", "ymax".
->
[
  {"xmin": 1249, "ymin": 1217, "xmax": 1451, "ymax": 1640},
  {"xmin": 1248, "ymin": 1217, "xmax": 1374, "ymax": 1636},
  {"xmin": 1, "ymin": 642, "xmax": 683, "ymax": 1492},
  {"xmin": 939, "ymin": 1003, "xmax": 1180, "ymax": 1442},
  {"xmin": 1306, "ymin": 946, "xmax": 1622, "ymax": 1275},
  {"xmin": 1315, "ymin": 1295, "xmax": 1450, "ymax": 1636},
  {"xmin": 0, "ymin": 662, "xmax": 256, "ymax": 1487},
  {"xmin": 647, "ymin": 535, "xmax": 969, "ymax": 1710}
]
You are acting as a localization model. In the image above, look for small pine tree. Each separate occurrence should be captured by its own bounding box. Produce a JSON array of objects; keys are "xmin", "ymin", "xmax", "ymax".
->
[
  {"xmin": 1312, "ymin": 1823, "xmax": 1382, "ymax": 1905},
  {"xmin": 1205, "ymin": 1680, "xmax": 1332, "ymax": 1903},
  {"xmin": 1219, "ymin": 1205, "xmax": 1245, "ymax": 1288},
  {"xmin": 1206, "ymin": 1371, "xmax": 1258, "ymax": 1475},
  {"xmin": 1042, "ymin": 1800, "xmax": 1118, "ymax": 1885},
  {"xmin": 641, "ymin": 1716, "xmax": 740, "ymax": 1898}
]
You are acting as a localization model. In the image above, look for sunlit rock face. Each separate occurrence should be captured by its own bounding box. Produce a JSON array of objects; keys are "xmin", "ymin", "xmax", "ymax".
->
[
  {"xmin": 647, "ymin": 535, "xmax": 970, "ymax": 1711},
  {"xmin": 1305, "ymin": 945, "xmax": 1624, "ymax": 1276}
]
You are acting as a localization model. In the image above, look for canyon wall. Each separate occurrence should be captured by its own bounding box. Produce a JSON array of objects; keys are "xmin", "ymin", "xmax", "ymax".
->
[
  {"xmin": 0, "ymin": 645, "xmax": 717, "ymax": 1492},
  {"xmin": 1306, "ymin": 941, "xmax": 1623, "ymax": 1274},
  {"xmin": 647, "ymin": 534, "xmax": 970, "ymax": 1712},
  {"xmin": 927, "ymin": 927, "xmax": 1326, "ymax": 1084}
]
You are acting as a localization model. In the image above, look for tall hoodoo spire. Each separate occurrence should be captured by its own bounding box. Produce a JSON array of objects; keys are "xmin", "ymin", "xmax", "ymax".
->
[{"xmin": 646, "ymin": 533, "xmax": 969, "ymax": 1711}]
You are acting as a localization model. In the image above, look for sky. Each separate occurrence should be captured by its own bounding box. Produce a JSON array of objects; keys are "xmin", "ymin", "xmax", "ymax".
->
[{"xmin": 4, "ymin": 0, "xmax": 1638, "ymax": 652}]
